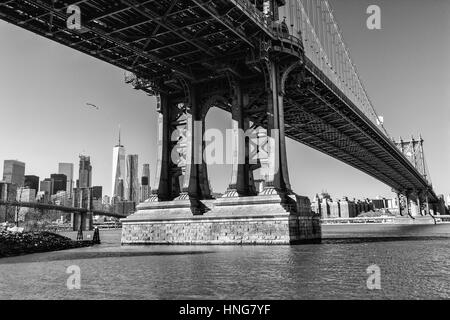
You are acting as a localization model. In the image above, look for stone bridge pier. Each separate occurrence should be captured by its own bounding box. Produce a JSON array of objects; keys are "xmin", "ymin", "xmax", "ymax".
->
[
  {"xmin": 70, "ymin": 212, "xmax": 93, "ymax": 231},
  {"xmin": 397, "ymin": 189, "xmax": 439, "ymax": 218},
  {"xmin": 121, "ymin": 57, "xmax": 321, "ymax": 245}
]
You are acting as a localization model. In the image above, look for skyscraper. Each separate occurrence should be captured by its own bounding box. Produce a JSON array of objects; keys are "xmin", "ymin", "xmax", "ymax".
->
[
  {"xmin": 50, "ymin": 173, "xmax": 67, "ymax": 195},
  {"xmin": 140, "ymin": 163, "xmax": 150, "ymax": 202},
  {"xmin": 58, "ymin": 163, "xmax": 74, "ymax": 197},
  {"xmin": 40, "ymin": 178, "xmax": 53, "ymax": 195},
  {"xmin": 24, "ymin": 175, "xmax": 40, "ymax": 193},
  {"xmin": 78, "ymin": 155, "xmax": 92, "ymax": 188},
  {"xmin": 91, "ymin": 186, "xmax": 103, "ymax": 199},
  {"xmin": 111, "ymin": 128, "xmax": 126, "ymax": 199},
  {"xmin": 2, "ymin": 160, "xmax": 25, "ymax": 187},
  {"xmin": 125, "ymin": 154, "xmax": 139, "ymax": 203}
]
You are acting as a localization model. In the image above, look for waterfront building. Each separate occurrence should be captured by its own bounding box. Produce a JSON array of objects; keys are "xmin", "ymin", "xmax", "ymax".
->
[
  {"xmin": 2, "ymin": 160, "xmax": 25, "ymax": 187},
  {"xmin": 311, "ymin": 194, "xmax": 321, "ymax": 216},
  {"xmin": 58, "ymin": 163, "xmax": 74, "ymax": 197},
  {"xmin": 329, "ymin": 200, "xmax": 340, "ymax": 218},
  {"xmin": 50, "ymin": 173, "xmax": 67, "ymax": 195},
  {"xmin": 320, "ymin": 198, "xmax": 329, "ymax": 218},
  {"xmin": 125, "ymin": 154, "xmax": 139, "ymax": 204},
  {"xmin": 312, "ymin": 193, "xmax": 372, "ymax": 218},
  {"xmin": 24, "ymin": 175, "xmax": 39, "ymax": 193},
  {"xmin": 78, "ymin": 155, "xmax": 92, "ymax": 188},
  {"xmin": 111, "ymin": 129, "xmax": 126, "ymax": 200},
  {"xmin": 340, "ymin": 197, "xmax": 350, "ymax": 218}
]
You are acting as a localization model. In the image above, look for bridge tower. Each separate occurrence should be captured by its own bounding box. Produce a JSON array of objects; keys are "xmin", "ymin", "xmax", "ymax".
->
[
  {"xmin": 70, "ymin": 188, "xmax": 94, "ymax": 231},
  {"xmin": 394, "ymin": 135, "xmax": 436, "ymax": 217},
  {"xmin": 121, "ymin": 0, "xmax": 321, "ymax": 245}
]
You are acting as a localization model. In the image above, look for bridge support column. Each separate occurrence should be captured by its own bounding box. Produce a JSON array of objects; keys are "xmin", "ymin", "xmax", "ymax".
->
[
  {"xmin": 148, "ymin": 83, "xmax": 212, "ymax": 204},
  {"xmin": 177, "ymin": 83, "xmax": 212, "ymax": 201},
  {"xmin": 148, "ymin": 94, "xmax": 182, "ymax": 201},
  {"xmin": 260, "ymin": 59, "xmax": 291, "ymax": 196},
  {"xmin": 223, "ymin": 78, "xmax": 256, "ymax": 197},
  {"xmin": 397, "ymin": 193, "xmax": 404, "ymax": 216},
  {"xmin": 408, "ymin": 192, "xmax": 420, "ymax": 217},
  {"xmin": 70, "ymin": 212, "xmax": 80, "ymax": 231},
  {"xmin": 70, "ymin": 212, "xmax": 93, "ymax": 231}
]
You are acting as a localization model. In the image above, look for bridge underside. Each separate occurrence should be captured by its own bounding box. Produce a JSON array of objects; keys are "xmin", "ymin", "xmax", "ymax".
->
[
  {"xmin": 1, "ymin": 0, "xmax": 267, "ymax": 83},
  {"xmin": 1, "ymin": 0, "xmax": 440, "ymax": 243}
]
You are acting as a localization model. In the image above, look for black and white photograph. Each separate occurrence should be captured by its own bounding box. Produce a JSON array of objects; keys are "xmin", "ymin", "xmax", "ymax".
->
[{"xmin": 0, "ymin": 0, "xmax": 449, "ymax": 307}]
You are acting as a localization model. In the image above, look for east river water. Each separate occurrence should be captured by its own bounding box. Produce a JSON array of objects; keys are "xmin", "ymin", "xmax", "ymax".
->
[{"xmin": 0, "ymin": 224, "xmax": 449, "ymax": 299}]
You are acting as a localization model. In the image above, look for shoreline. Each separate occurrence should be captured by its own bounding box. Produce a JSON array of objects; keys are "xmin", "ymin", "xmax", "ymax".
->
[{"xmin": 0, "ymin": 231, "xmax": 96, "ymax": 258}]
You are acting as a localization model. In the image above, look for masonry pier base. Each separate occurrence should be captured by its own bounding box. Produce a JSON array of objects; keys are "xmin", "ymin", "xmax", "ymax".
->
[{"xmin": 121, "ymin": 195, "xmax": 321, "ymax": 245}]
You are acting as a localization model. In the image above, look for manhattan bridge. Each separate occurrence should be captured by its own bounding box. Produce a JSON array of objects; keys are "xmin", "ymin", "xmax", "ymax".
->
[{"xmin": 0, "ymin": 0, "xmax": 444, "ymax": 243}]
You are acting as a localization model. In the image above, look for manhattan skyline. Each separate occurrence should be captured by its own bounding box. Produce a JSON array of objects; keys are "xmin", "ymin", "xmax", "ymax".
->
[{"xmin": 0, "ymin": 0, "xmax": 449, "ymax": 200}]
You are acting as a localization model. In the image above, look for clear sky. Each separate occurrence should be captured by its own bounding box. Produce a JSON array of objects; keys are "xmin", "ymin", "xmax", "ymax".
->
[{"xmin": 0, "ymin": 0, "xmax": 449, "ymax": 200}]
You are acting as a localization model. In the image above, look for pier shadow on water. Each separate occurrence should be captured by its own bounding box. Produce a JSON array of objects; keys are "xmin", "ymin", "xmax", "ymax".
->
[
  {"xmin": 0, "ymin": 249, "xmax": 215, "ymax": 265},
  {"xmin": 322, "ymin": 235, "xmax": 450, "ymax": 245}
]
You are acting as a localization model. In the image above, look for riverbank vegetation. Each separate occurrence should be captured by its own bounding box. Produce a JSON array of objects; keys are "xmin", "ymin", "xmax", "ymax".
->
[{"xmin": 0, "ymin": 231, "xmax": 93, "ymax": 258}]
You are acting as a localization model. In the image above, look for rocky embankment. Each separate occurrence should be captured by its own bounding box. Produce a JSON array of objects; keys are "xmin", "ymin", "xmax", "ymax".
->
[{"xmin": 0, "ymin": 231, "xmax": 94, "ymax": 258}]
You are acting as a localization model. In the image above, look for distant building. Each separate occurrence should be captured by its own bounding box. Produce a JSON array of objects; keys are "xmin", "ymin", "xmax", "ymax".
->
[
  {"xmin": 24, "ymin": 175, "xmax": 39, "ymax": 193},
  {"xmin": 16, "ymin": 187, "xmax": 36, "ymax": 202},
  {"xmin": 2, "ymin": 160, "xmax": 25, "ymax": 187},
  {"xmin": 91, "ymin": 186, "xmax": 102, "ymax": 200},
  {"xmin": 140, "ymin": 163, "xmax": 150, "ymax": 202},
  {"xmin": 125, "ymin": 154, "xmax": 139, "ymax": 203},
  {"xmin": 111, "ymin": 180, "xmax": 125, "ymax": 204},
  {"xmin": 50, "ymin": 173, "xmax": 67, "ymax": 195},
  {"xmin": 0, "ymin": 181, "xmax": 17, "ymax": 201},
  {"xmin": 312, "ymin": 193, "xmax": 375, "ymax": 218},
  {"xmin": 40, "ymin": 178, "xmax": 53, "ymax": 195},
  {"xmin": 78, "ymin": 155, "xmax": 92, "ymax": 188},
  {"xmin": 372, "ymin": 198, "xmax": 389, "ymax": 210},
  {"xmin": 113, "ymin": 200, "xmax": 136, "ymax": 217},
  {"xmin": 51, "ymin": 191, "xmax": 71, "ymax": 207},
  {"xmin": 58, "ymin": 163, "xmax": 74, "ymax": 197},
  {"xmin": 112, "ymin": 129, "xmax": 126, "ymax": 200},
  {"xmin": 102, "ymin": 195, "xmax": 110, "ymax": 205},
  {"xmin": 16, "ymin": 187, "xmax": 36, "ymax": 221},
  {"xmin": 36, "ymin": 191, "xmax": 50, "ymax": 204}
]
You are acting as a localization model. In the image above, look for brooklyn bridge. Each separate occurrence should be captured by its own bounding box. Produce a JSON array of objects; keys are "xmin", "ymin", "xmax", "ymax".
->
[{"xmin": 0, "ymin": 0, "xmax": 444, "ymax": 244}]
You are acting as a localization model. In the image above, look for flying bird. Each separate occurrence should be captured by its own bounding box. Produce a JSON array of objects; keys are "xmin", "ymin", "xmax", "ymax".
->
[{"xmin": 86, "ymin": 103, "xmax": 99, "ymax": 110}]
